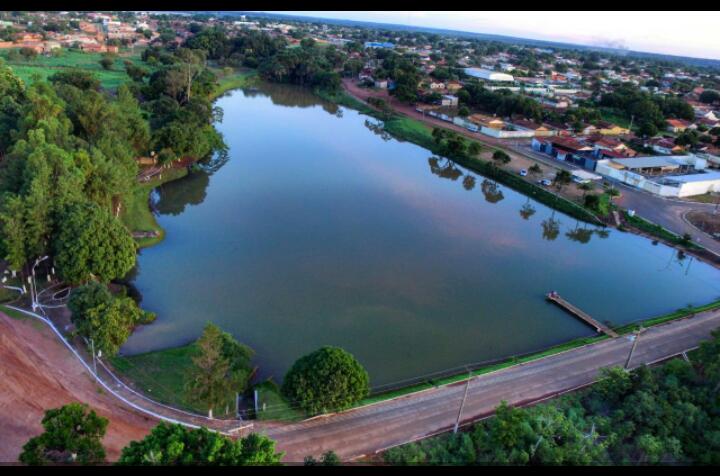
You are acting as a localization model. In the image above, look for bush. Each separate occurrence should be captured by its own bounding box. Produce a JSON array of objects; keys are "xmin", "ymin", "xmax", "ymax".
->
[{"xmin": 281, "ymin": 346, "xmax": 370, "ymax": 415}]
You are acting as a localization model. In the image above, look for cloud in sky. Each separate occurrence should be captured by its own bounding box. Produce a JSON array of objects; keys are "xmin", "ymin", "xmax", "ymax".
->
[{"xmin": 262, "ymin": 11, "xmax": 720, "ymax": 60}]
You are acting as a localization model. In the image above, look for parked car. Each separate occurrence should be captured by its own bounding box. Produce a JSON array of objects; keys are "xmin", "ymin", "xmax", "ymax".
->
[
  {"xmin": 519, "ymin": 169, "xmax": 528, "ymax": 177},
  {"xmin": 538, "ymin": 178, "xmax": 552, "ymax": 186}
]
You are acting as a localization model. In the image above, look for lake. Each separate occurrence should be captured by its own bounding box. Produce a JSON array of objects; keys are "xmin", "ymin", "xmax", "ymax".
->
[{"xmin": 122, "ymin": 84, "xmax": 720, "ymax": 389}]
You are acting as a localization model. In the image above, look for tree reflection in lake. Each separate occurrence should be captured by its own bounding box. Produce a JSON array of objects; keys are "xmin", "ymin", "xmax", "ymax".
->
[
  {"xmin": 541, "ymin": 216, "xmax": 561, "ymax": 241},
  {"xmin": 428, "ymin": 156, "xmax": 463, "ymax": 181},
  {"xmin": 519, "ymin": 197, "xmax": 536, "ymax": 220},
  {"xmin": 155, "ymin": 169, "xmax": 211, "ymax": 216},
  {"xmin": 480, "ymin": 179, "xmax": 504, "ymax": 204},
  {"xmin": 248, "ymin": 82, "xmax": 339, "ymax": 115},
  {"xmin": 364, "ymin": 119, "xmax": 392, "ymax": 141},
  {"xmin": 565, "ymin": 221, "xmax": 594, "ymax": 244},
  {"xmin": 462, "ymin": 175, "xmax": 476, "ymax": 191}
]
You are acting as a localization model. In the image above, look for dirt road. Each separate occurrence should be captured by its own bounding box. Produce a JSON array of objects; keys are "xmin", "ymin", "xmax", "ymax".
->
[
  {"xmin": 0, "ymin": 311, "xmax": 155, "ymax": 462},
  {"xmin": 264, "ymin": 308, "xmax": 720, "ymax": 462}
]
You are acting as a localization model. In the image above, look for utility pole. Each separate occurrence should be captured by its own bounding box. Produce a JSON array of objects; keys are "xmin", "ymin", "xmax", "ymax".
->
[
  {"xmin": 625, "ymin": 326, "xmax": 644, "ymax": 370},
  {"xmin": 454, "ymin": 369, "xmax": 472, "ymax": 434}
]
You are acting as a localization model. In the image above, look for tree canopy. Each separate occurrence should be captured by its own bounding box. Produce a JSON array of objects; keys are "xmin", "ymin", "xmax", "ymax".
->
[
  {"xmin": 53, "ymin": 201, "xmax": 136, "ymax": 284},
  {"xmin": 281, "ymin": 346, "xmax": 370, "ymax": 415},
  {"xmin": 117, "ymin": 423, "xmax": 283, "ymax": 465},
  {"xmin": 19, "ymin": 403, "xmax": 108, "ymax": 465}
]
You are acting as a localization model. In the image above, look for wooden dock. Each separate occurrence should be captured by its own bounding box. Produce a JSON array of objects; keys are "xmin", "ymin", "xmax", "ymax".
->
[{"xmin": 546, "ymin": 292, "xmax": 618, "ymax": 338}]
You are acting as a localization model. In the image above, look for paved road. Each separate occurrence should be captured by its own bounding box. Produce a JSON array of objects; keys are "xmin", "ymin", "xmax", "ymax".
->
[
  {"xmin": 264, "ymin": 308, "xmax": 720, "ymax": 462},
  {"xmin": 614, "ymin": 184, "xmax": 720, "ymax": 256}
]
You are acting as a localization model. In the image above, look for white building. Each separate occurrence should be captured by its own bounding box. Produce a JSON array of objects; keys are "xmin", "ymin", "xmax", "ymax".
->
[
  {"xmin": 464, "ymin": 68, "xmax": 514, "ymax": 82},
  {"xmin": 594, "ymin": 155, "xmax": 720, "ymax": 197}
]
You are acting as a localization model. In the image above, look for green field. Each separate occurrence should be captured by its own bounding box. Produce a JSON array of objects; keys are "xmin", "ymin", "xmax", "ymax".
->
[{"xmin": 1, "ymin": 48, "xmax": 152, "ymax": 90}]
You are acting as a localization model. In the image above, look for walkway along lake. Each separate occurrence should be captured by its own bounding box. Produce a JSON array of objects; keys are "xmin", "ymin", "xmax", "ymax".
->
[{"xmin": 122, "ymin": 84, "xmax": 720, "ymax": 388}]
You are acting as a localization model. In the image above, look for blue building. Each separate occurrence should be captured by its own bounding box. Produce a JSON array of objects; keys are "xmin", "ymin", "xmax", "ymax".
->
[{"xmin": 364, "ymin": 41, "xmax": 395, "ymax": 49}]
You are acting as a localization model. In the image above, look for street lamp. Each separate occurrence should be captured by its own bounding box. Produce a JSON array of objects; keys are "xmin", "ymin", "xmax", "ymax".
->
[
  {"xmin": 30, "ymin": 255, "xmax": 49, "ymax": 312},
  {"xmin": 625, "ymin": 326, "xmax": 645, "ymax": 370}
]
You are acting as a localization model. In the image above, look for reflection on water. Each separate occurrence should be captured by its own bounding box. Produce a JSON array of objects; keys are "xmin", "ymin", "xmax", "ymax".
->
[{"xmin": 125, "ymin": 84, "xmax": 720, "ymax": 387}]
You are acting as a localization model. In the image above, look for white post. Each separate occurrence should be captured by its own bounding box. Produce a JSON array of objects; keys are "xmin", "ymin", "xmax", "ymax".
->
[{"xmin": 254, "ymin": 389, "xmax": 259, "ymax": 415}]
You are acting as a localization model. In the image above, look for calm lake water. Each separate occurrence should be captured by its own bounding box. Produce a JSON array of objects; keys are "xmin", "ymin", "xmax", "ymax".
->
[{"xmin": 123, "ymin": 84, "xmax": 720, "ymax": 388}]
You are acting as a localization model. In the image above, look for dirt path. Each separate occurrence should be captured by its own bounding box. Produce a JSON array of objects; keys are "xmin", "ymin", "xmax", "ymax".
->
[{"xmin": 0, "ymin": 311, "xmax": 156, "ymax": 462}]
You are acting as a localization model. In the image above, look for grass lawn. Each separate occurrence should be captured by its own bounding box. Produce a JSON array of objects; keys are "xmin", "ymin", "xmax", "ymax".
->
[
  {"xmin": 623, "ymin": 211, "xmax": 701, "ymax": 250},
  {"xmin": 1, "ymin": 48, "xmax": 152, "ymax": 90},
  {"xmin": 0, "ymin": 287, "xmax": 20, "ymax": 304},
  {"xmin": 253, "ymin": 381, "xmax": 305, "ymax": 422},
  {"xmin": 0, "ymin": 304, "xmax": 28, "ymax": 320},
  {"xmin": 120, "ymin": 167, "xmax": 188, "ymax": 249},
  {"xmin": 110, "ymin": 343, "xmax": 207, "ymax": 414},
  {"xmin": 599, "ymin": 107, "xmax": 632, "ymax": 130}
]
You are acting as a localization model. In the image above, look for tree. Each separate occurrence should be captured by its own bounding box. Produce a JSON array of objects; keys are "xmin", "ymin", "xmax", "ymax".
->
[
  {"xmin": 49, "ymin": 69, "xmax": 101, "ymax": 91},
  {"xmin": 282, "ymin": 346, "xmax": 370, "ymax": 415},
  {"xmin": 304, "ymin": 450, "xmax": 341, "ymax": 466},
  {"xmin": 492, "ymin": 150, "xmax": 511, "ymax": 165},
  {"xmin": 554, "ymin": 170, "xmax": 572, "ymax": 191},
  {"xmin": 468, "ymin": 142, "xmax": 481, "ymax": 156},
  {"xmin": 185, "ymin": 323, "xmax": 241, "ymax": 415},
  {"xmin": 74, "ymin": 291, "xmax": 155, "ymax": 357},
  {"xmin": 19, "ymin": 403, "xmax": 108, "ymax": 465},
  {"xmin": 53, "ymin": 201, "xmax": 136, "ymax": 284},
  {"xmin": 528, "ymin": 164, "xmax": 542, "ymax": 177},
  {"xmin": 699, "ymin": 90, "xmax": 720, "ymax": 104},
  {"xmin": 67, "ymin": 281, "xmax": 112, "ymax": 318},
  {"xmin": 118, "ymin": 423, "xmax": 283, "ymax": 465},
  {"xmin": 99, "ymin": 54, "xmax": 115, "ymax": 71},
  {"xmin": 19, "ymin": 47, "xmax": 38, "ymax": 61}
]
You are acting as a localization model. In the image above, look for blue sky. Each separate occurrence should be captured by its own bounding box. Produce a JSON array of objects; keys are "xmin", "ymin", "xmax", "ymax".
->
[{"xmin": 261, "ymin": 11, "xmax": 720, "ymax": 60}]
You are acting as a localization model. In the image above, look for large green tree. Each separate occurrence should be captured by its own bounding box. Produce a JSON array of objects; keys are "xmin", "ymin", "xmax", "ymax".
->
[
  {"xmin": 53, "ymin": 201, "xmax": 136, "ymax": 284},
  {"xmin": 117, "ymin": 423, "xmax": 283, "ymax": 465},
  {"xmin": 19, "ymin": 403, "xmax": 108, "ymax": 465},
  {"xmin": 68, "ymin": 282, "xmax": 154, "ymax": 356},
  {"xmin": 281, "ymin": 346, "xmax": 370, "ymax": 415},
  {"xmin": 185, "ymin": 323, "xmax": 254, "ymax": 417}
]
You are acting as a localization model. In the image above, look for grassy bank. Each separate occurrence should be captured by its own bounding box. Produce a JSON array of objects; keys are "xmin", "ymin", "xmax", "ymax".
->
[
  {"xmin": 613, "ymin": 298, "xmax": 720, "ymax": 335},
  {"xmin": 108, "ymin": 342, "xmax": 240, "ymax": 417},
  {"xmin": 120, "ymin": 167, "xmax": 189, "ymax": 249},
  {"xmin": 1, "ymin": 48, "xmax": 151, "ymax": 90},
  {"xmin": 209, "ymin": 68, "xmax": 259, "ymax": 100},
  {"xmin": 252, "ymin": 381, "xmax": 305, "ymax": 422},
  {"xmin": 623, "ymin": 211, "xmax": 702, "ymax": 250}
]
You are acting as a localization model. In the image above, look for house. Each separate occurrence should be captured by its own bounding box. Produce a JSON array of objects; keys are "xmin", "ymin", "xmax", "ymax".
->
[
  {"xmin": 441, "ymin": 95, "xmax": 458, "ymax": 107},
  {"xmin": 511, "ymin": 119, "xmax": 557, "ymax": 137},
  {"xmin": 374, "ymin": 79, "xmax": 388, "ymax": 89},
  {"xmin": 429, "ymin": 81, "xmax": 446, "ymax": 90},
  {"xmin": 548, "ymin": 137, "xmax": 596, "ymax": 170},
  {"xmin": 468, "ymin": 114, "xmax": 504, "ymax": 129},
  {"xmin": 446, "ymin": 80, "xmax": 462, "ymax": 93},
  {"xmin": 648, "ymin": 137, "xmax": 685, "ymax": 155},
  {"xmin": 576, "ymin": 124, "xmax": 598, "ymax": 135},
  {"xmin": 596, "ymin": 121, "xmax": 630, "ymax": 136},
  {"xmin": 666, "ymin": 118, "xmax": 693, "ymax": 133},
  {"xmin": 544, "ymin": 121, "xmax": 574, "ymax": 137}
]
